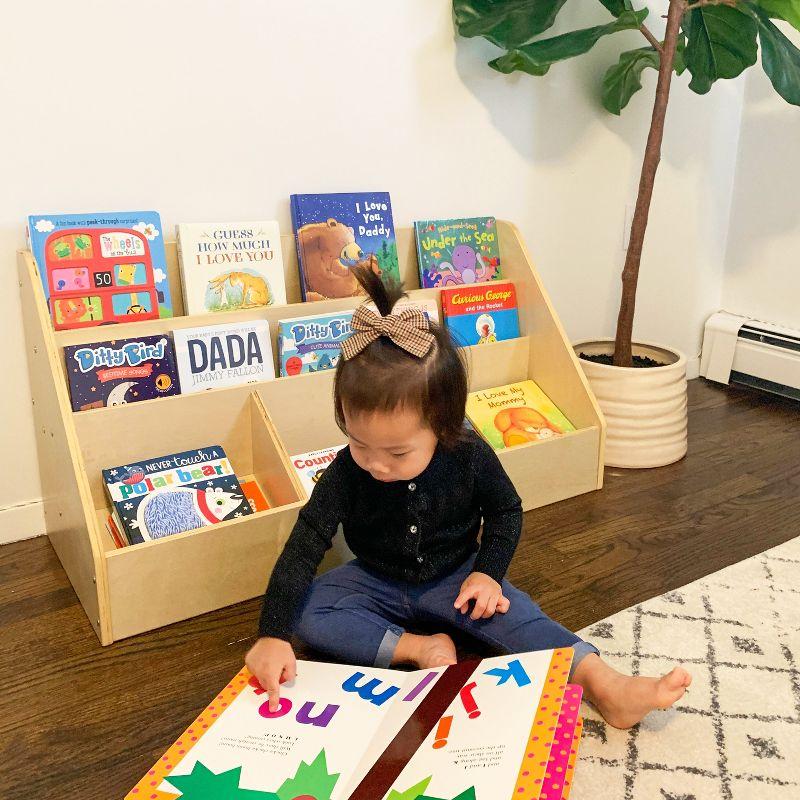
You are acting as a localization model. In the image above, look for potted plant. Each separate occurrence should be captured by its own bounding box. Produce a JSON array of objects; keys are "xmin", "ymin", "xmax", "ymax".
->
[{"xmin": 453, "ymin": 0, "xmax": 800, "ymax": 467}]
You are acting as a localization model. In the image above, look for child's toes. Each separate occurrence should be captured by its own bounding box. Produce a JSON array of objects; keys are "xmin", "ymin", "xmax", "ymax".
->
[{"xmin": 660, "ymin": 667, "xmax": 692, "ymax": 701}]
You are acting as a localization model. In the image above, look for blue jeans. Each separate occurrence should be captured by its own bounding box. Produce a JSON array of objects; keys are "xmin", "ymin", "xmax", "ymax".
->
[{"xmin": 295, "ymin": 555, "xmax": 598, "ymax": 678}]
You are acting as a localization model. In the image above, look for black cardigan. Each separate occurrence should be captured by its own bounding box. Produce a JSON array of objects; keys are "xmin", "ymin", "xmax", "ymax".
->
[{"xmin": 258, "ymin": 431, "xmax": 522, "ymax": 640}]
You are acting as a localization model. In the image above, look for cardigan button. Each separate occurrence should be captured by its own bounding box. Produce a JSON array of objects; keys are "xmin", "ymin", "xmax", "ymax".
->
[
  {"xmin": 410, "ymin": 525, "xmax": 418, "ymax": 533},
  {"xmin": 417, "ymin": 556, "xmax": 424, "ymax": 563},
  {"xmin": 409, "ymin": 482, "xmax": 416, "ymax": 491}
]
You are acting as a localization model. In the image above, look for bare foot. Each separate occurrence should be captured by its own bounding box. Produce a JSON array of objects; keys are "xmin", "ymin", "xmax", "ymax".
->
[
  {"xmin": 391, "ymin": 632, "xmax": 457, "ymax": 669},
  {"xmin": 574, "ymin": 654, "xmax": 692, "ymax": 729}
]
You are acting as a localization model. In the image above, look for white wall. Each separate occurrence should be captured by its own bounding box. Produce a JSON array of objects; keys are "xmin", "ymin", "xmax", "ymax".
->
[
  {"xmin": 1, "ymin": 1, "xmax": 745, "ymax": 542},
  {"xmin": 723, "ymin": 25, "xmax": 800, "ymax": 332}
]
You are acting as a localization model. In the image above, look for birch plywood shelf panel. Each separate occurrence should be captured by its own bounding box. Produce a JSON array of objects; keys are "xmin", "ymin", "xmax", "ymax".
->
[{"xmin": 18, "ymin": 221, "xmax": 605, "ymax": 644}]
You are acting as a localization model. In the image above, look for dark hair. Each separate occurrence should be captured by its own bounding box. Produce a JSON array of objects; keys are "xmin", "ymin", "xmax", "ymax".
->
[{"xmin": 334, "ymin": 266, "xmax": 468, "ymax": 448}]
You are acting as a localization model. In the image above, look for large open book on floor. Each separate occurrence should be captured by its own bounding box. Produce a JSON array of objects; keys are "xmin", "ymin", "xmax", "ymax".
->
[{"xmin": 126, "ymin": 648, "xmax": 583, "ymax": 800}]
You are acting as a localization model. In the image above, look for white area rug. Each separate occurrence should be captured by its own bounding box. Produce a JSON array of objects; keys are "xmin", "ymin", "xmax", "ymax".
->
[{"xmin": 570, "ymin": 536, "xmax": 800, "ymax": 800}]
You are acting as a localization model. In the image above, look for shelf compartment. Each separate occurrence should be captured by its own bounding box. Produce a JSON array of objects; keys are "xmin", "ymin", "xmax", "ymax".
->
[{"xmin": 72, "ymin": 387, "xmax": 303, "ymax": 640}]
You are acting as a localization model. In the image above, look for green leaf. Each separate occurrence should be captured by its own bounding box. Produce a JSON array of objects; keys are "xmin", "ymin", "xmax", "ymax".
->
[
  {"xmin": 602, "ymin": 46, "xmax": 660, "ymax": 114},
  {"xmin": 489, "ymin": 8, "xmax": 649, "ymax": 76},
  {"xmin": 453, "ymin": 0, "xmax": 569, "ymax": 49},
  {"xmin": 749, "ymin": 3, "xmax": 800, "ymax": 104},
  {"xmin": 683, "ymin": 6, "xmax": 759, "ymax": 94},
  {"xmin": 674, "ymin": 35, "xmax": 688, "ymax": 75},
  {"xmin": 601, "ymin": 34, "xmax": 687, "ymax": 114},
  {"xmin": 756, "ymin": 0, "xmax": 800, "ymax": 30},
  {"xmin": 597, "ymin": 0, "xmax": 633, "ymax": 16}
]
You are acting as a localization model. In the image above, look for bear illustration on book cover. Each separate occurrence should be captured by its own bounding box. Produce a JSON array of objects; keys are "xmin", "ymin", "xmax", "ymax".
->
[{"xmin": 291, "ymin": 192, "xmax": 401, "ymax": 301}]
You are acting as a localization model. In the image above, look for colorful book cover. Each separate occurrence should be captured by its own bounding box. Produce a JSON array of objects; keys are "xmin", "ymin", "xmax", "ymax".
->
[
  {"xmin": 241, "ymin": 480, "xmax": 270, "ymax": 513},
  {"xmin": 441, "ymin": 282, "xmax": 519, "ymax": 346},
  {"xmin": 102, "ymin": 445, "xmax": 252, "ymax": 545},
  {"xmin": 173, "ymin": 320, "xmax": 275, "ymax": 393},
  {"xmin": 466, "ymin": 380, "xmax": 576, "ymax": 450},
  {"xmin": 176, "ymin": 221, "xmax": 286, "ymax": 315},
  {"xmin": 27, "ymin": 211, "xmax": 173, "ymax": 330},
  {"xmin": 278, "ymin": 311, "xmax": 353, "ymax": 376},
  {"xmin": 126, "ymin": 647, "xmax": 576, "ymax": 800},
  {"xmin": 414, "ymin": 217, "xmax": 501, "ymax": 289},
  {"xmin": 63, "ymin": 334, "xmax": 181, "ymax": 412},
  {"xmin": 541, "ymin": 684, "xmax": 583, "ymax": 800},
  {"xmin": 292, "ymin": 445, "xmax": 346, "ymax": 497},
  {"xmin": 290, "ymin": 192, "xmax": 400, "ymax": 301}
]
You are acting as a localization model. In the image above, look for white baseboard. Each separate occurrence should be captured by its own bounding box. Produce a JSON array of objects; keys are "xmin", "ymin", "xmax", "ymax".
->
[{"xmin": 0, "ymin": 499, "xmax": 46, "ymax": 545}]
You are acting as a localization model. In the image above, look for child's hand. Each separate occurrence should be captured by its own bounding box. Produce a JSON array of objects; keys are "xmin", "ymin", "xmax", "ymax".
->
[
  {"xmin": 454, "ymin": 571, "xmax": 510, "ymax": 620},
  {"xmin": 245, "ymin": 637, "xmax": 296, "ymax": 712}
]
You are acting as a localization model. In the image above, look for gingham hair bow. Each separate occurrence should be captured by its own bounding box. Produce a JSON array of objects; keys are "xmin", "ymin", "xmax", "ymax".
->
[{"xmin": 341, "ymin": 305, "xmax": 435, "ymax": 360}]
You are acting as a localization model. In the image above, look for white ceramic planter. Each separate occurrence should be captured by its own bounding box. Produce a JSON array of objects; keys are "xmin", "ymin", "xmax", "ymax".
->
[{"xmin": 574, "ymin": 340, "xmax": 688, "ymax": 469}]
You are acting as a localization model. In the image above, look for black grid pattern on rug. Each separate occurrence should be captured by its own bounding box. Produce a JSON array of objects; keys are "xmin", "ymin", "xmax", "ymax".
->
[{"xmin": 570, "ymin": 537, "xmax": 800, "ymax": 800}]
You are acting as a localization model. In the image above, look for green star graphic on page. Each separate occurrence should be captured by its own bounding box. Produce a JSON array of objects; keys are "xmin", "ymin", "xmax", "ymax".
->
[
  {"xmin": 163, "ymin": 761, "xmax": 278, "ymax": 799},
  {"xmin": 276, "ymin": 750, "xmax": 340, "ymax": 800},
  {"xmin": 389, "ymin": 778, "xmax": 477, "ymax": 800}
]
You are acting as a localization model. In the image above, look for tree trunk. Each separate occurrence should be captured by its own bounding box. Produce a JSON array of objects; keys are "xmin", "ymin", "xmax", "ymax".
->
[{"xmin": 613, "ymin": 0, "xmax": 684, "ymax": 367}]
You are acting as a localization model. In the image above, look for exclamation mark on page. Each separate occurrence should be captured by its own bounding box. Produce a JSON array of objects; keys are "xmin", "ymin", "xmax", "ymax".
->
[
  {"xmin": 433, "ymin": 715, "xmax": 453, "ymax": 749},
  {"xmin": 460, "ymin": 681, "xmax": 481, "ymax": 719}
]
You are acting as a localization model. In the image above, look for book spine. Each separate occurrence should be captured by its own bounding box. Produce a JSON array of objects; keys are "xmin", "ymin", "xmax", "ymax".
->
[
  {"xmin": 413, "ymin": 223, "xmax": 426, "ymax": 289},
  {"xmin": 289, "ymin": 195, "xmax": 307, "ymax": 302},
  {"xmin": 175, "ymin": 225, "xmax": 193, "ymax": 317},
  {"xmin": 277, "ymin": 323, "xmax": 286, "ymax": 377}
]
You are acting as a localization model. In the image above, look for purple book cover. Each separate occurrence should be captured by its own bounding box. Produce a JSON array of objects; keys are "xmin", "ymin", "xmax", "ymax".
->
[{"xmin": 63, "ymin": 335, "xmax": 181, "ymax": 412}]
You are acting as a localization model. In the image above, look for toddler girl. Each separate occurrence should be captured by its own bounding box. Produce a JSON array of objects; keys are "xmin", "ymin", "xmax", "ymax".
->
[{"xmin": 247, "ymin": 269, "xmax": 691, "ymax": 729}]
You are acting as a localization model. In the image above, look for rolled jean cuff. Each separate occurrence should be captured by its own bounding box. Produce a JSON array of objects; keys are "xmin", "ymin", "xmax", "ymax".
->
[
  {"xmin": 569, "ymin": 640, "xmax": 600, "ymax": 680},
  {"xmin": 374, "ymin": 624, "xmax": 405, "ymax": 668}
]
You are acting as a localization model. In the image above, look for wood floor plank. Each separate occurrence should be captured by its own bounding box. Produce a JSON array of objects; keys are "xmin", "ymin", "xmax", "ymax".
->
[{"xmin": 0, "ymin": 378, "xmax": 797, "ymax": 799}]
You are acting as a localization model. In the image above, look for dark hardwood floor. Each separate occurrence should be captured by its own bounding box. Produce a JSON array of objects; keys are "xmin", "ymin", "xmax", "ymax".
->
[{"xmin": 1, "ymin": 379, "xmax": 798, "ymax": 798}]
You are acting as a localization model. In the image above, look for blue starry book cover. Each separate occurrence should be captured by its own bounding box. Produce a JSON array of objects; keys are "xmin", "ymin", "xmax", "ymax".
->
[
  {"xmin": 102, "ymin": 445, "xmax": 252, "ymax": 545},
  {"xmin": 290, "ymin": 192, "xmax": 400, "ymax": 301},
  {"xmin": 63, "ymin": 334, "xmax": 181, "ymax": 412}
]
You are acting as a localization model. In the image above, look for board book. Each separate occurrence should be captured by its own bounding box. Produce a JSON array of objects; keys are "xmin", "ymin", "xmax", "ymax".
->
[
  {"xmin": 173, "ymin": 320, "xmax": 275, "ymax": 392},
  {"xmin": 176, "ymin": 221, "xmax": 286, "ymax": 315},
  {"xmin": 27, "ymin": 211, "xmax": 173, "ymax": 330},
  {"xmin": 126, "ymin": 647, "xmax": 582, "ymax": 800},
  {"xmin": 241, "ymin": 480, "xmax": 270, "ymax": 513},
  {"xmin": 441, "ymin": 282, "xmax": 519, "ymax": 347},
  {"xmin": 414, "ymin": 217, "xmax": 501, "ymax": 289},
  {"xmin": 292, "ymin": 445, "xmax": 346, "ymax": 497},
  {"xmin": 466, "ymin": 380, "xmax": 576, "ymax": 450},
  {"xmin": 63, "ymin": 334, "xmax": 181, "ymax": 412},
  {"xmin": 278, "ymin": 311, "xmax": 353, "ymax": 376},
  {"xmin": 290, "ymin": 192, "xmax": 400, "ymax": 301},
  {"xmin": 379, "ymin": 296, "xmax": 441, "ymax": 325},
  {"xmin": 102, "ymin": 445, "xmax": 252, "ymax": 545}
]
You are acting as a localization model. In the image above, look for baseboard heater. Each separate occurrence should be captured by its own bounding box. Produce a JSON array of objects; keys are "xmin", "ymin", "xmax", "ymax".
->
[{"xmin": 700, "ymin": 311, "xmax": 800, "ymax": 401}]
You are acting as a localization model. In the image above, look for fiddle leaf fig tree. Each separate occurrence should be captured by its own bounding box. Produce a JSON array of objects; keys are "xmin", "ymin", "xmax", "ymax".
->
[{"xmin": 453, "ymin": 0, "xmax": 800, "ymax": 366}]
